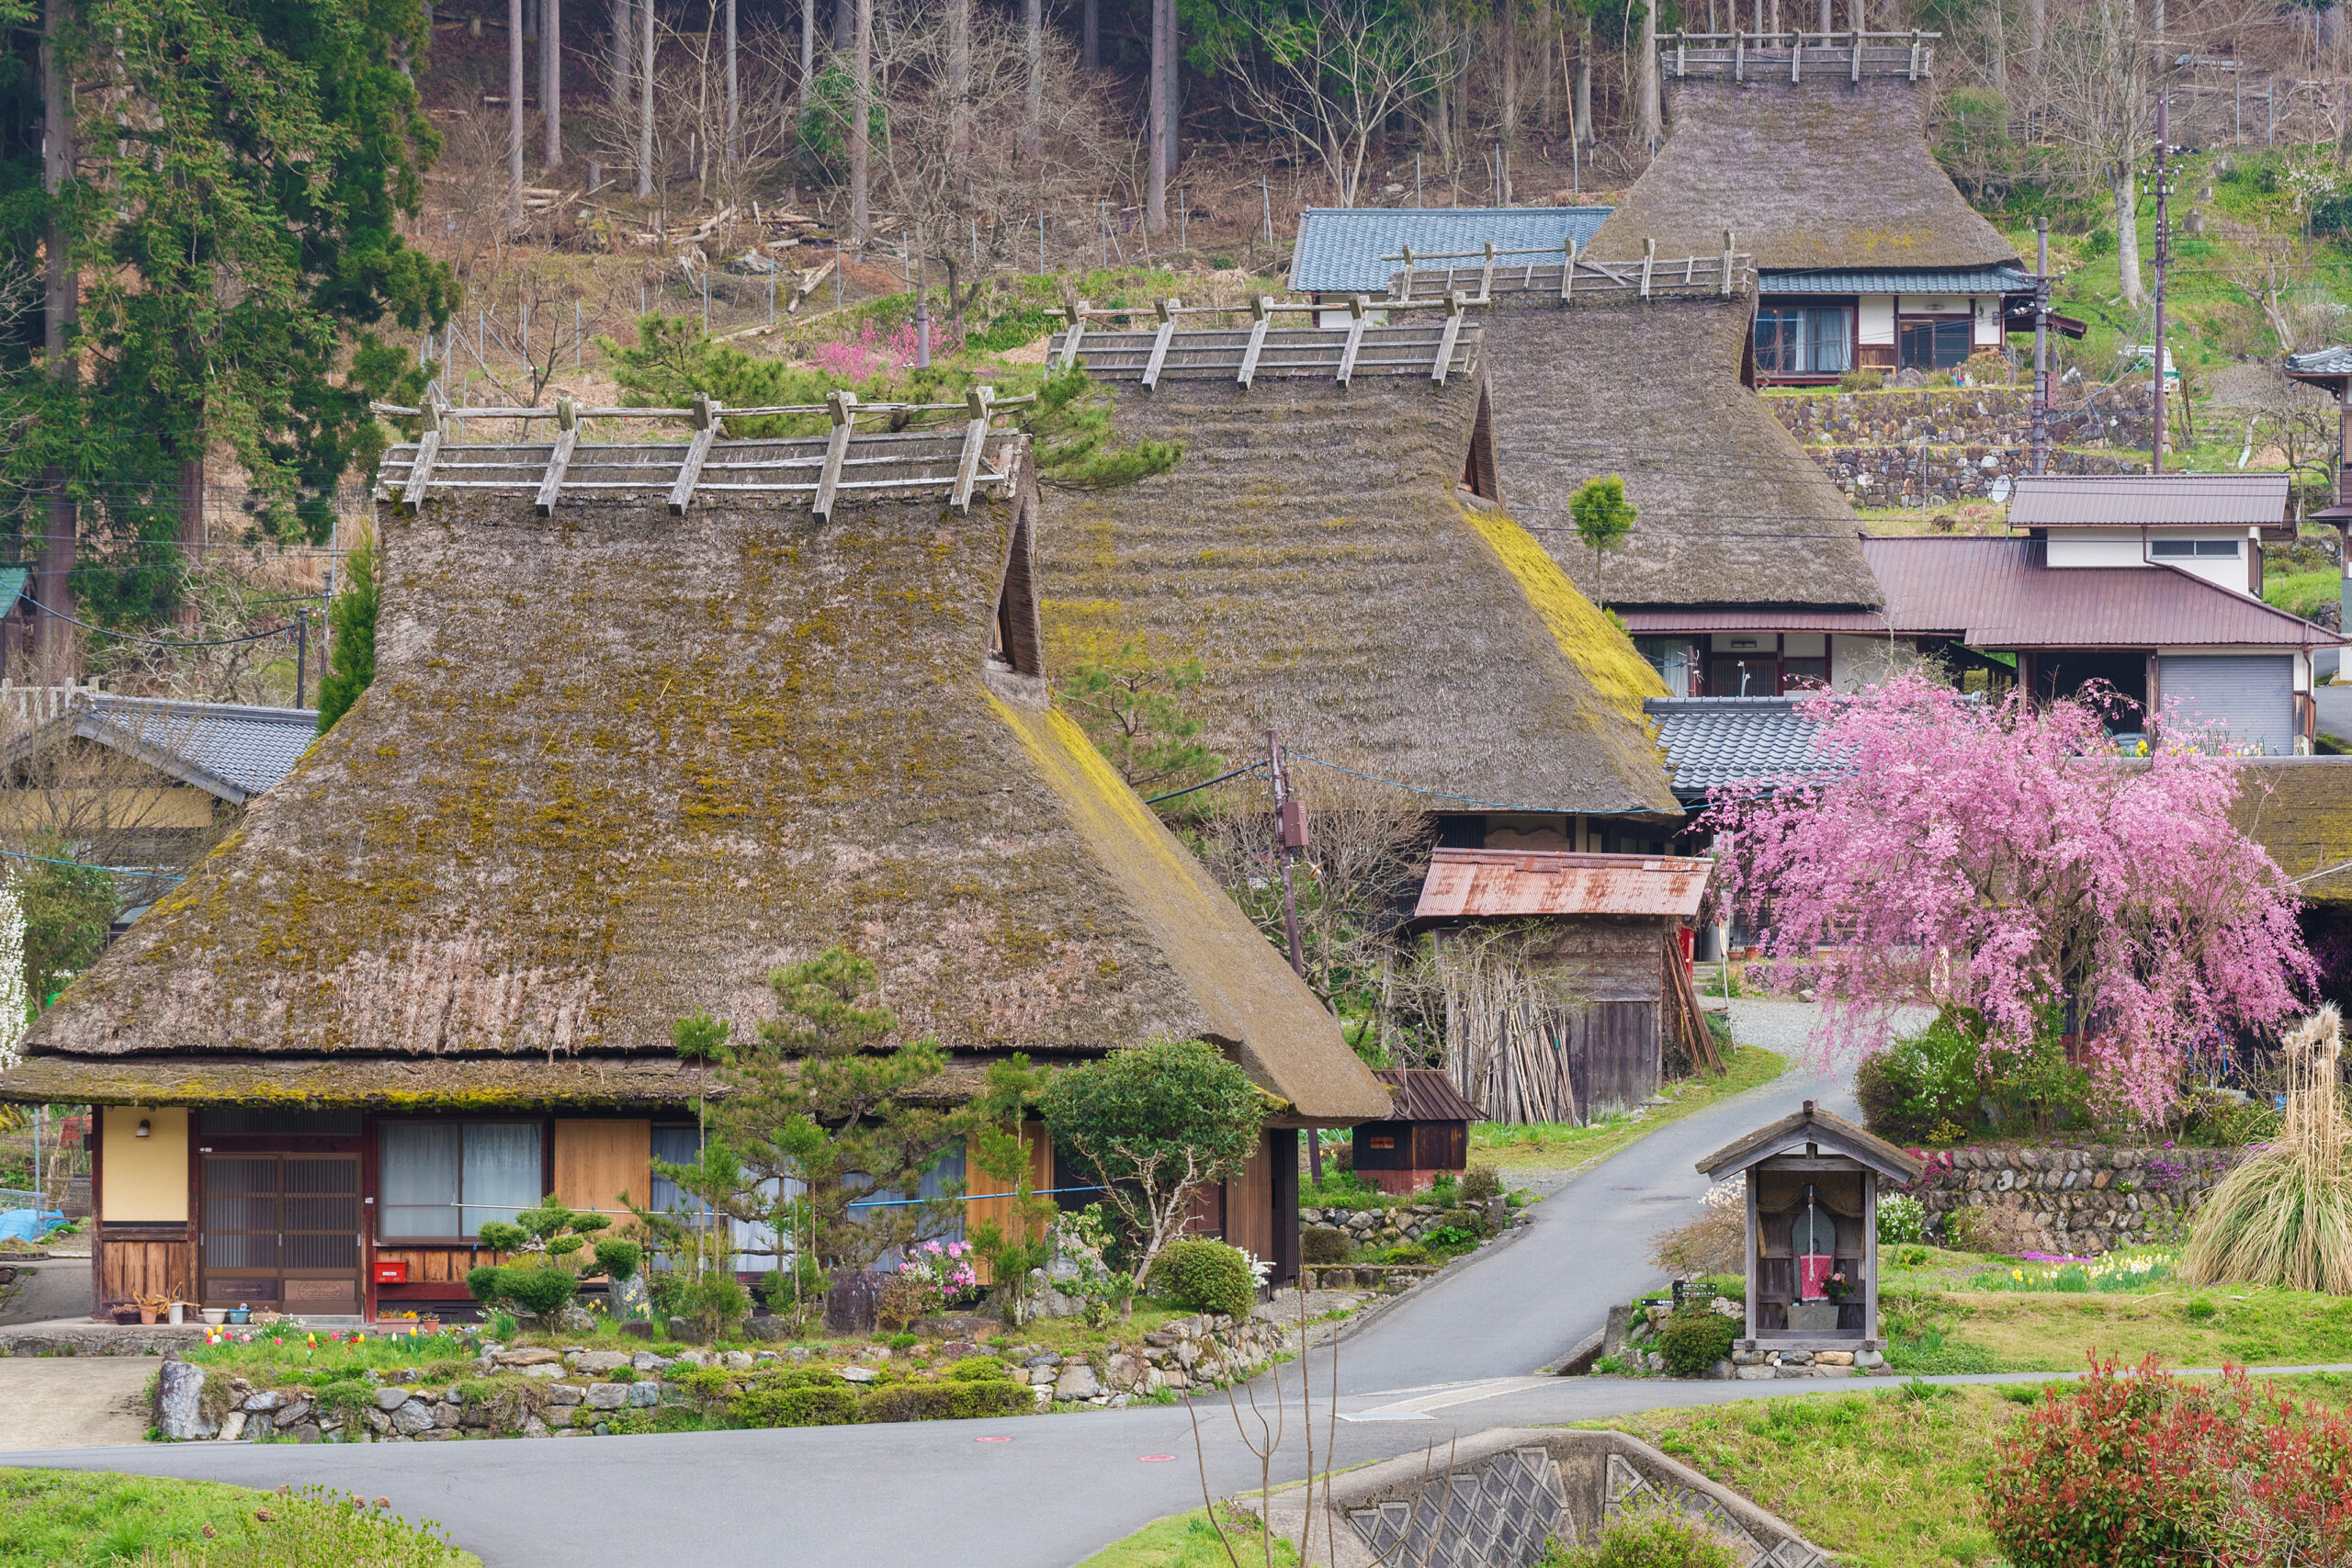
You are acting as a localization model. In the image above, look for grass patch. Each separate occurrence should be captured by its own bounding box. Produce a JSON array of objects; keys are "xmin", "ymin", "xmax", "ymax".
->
[
  {"xmin": 1075, "ymin": 1507, "xmax": 1300, "ymax": 1568},
  {"xmin": 0, "ymin": 1470, "xmax": 478, "ymax": 1568},
  {"xmin": 1875, "ymin": 1276, "xmax": 2352, "ymax": 1373},
  {"xmin": 1470, "ymin": 1044, "xmax": 1785, "ymax": 1173}
]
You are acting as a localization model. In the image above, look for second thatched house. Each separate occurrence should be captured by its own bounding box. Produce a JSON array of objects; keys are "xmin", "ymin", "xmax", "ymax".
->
[{"xmin": 0, "ymin": 400, "xmax": 1389, "ymax": 1320}]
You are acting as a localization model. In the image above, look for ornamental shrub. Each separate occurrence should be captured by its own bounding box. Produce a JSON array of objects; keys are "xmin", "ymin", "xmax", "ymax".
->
[
  {"xmin": 1460, "ymin": 1166, "xmax": 1503, "ymax": 1206},
  {"xmin": 1656, "ymin": 1308, "xmax": 1738, "ymax": 1378},
  {"xmin": 859, "ymin": 1380, "xmax": 1034, "ymax": 1423},
  {"xmin": 943, "ymin": 1355, "xmax": 1012, "ymax": 1382},
  {"xmin": 1876, "ymin": 1193, "xmax": 1928, "ymax": 1246},
  {"xmin": 1436, "ymin": 1205, "xmax": 1487, "ymax": 1236},
  {"xmin": 728, "ymin": 1383, "xmax": 863, "ymax": 1427},
  {"xmin": 464, "ymin": 1259, "xmax": 579, "ymax": 1320},
  {"xmin": 1300, "ymin": 1226, "xmax": 1351, "ymax": 1265},
  {"xmin": 1154, "ymin": 1238, "xmax": 1257, "ymax": 1319},
  {"xmin": 1545, "ymin": 1504, "xmax": 1741, "ymax": 1567}
]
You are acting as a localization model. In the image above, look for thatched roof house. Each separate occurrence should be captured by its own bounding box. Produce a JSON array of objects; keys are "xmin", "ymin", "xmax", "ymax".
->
[
  {"xmin": 1035, "ymin": 345, "xmax": 1680, "ymax": 825},
  {"xmin": 4, "ymin": 409, "xmax": 1385, "ymax": 1317}
]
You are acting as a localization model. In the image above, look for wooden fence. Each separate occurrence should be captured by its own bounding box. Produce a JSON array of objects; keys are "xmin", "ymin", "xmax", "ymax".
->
[
  {"xmin": 1048, "ymin": 295, "xmax": 1483, "ymax": 387},
  {"xmin": 1660, "ymin": 29, "xmax": 1940, "ymax": 82},
  {"xmin": 1385, "ymin": 236, "xmax": 1754, "ymax": 305}
]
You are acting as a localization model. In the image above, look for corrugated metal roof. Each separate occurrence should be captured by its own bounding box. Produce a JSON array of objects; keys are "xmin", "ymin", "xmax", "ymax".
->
[
  {"xmin": 1287, "ymin": 206, "xmax": 1614, "ymax": 294},
  {"xmin": 0, "ymin": 566, "xmax": 28, "ymax": 612},
  {"xmin": 1860, "ymin": 536, "xmax": 2340, "ymax": 648},
  {"xmin": 1371, "ymin": 1066, "xmax": 1485, "ymax": 1123},
  {"xmin": 1414, "ymin": 846, "xmax": 1713, "ymax": 919},
  {"xmin": 2286, "ymin": 345, "xmax": 2352, "ymax": 379},
  {"xmin": 78, "ymin": 695, "xmax": 318, "ymax": 803},
  {"xmin": 1620, "ymin": 608, "xmax": 1891, "ymax": 634},
  {"xmin": 1644, "ymin": 697, "xmax": 1829, "ymax": 801},
  {"xmin": 2007, "ymin": 472, "xmax": 2290, "ymax": 528},
  {"xmin": 1760, "ymin": 265, "xmax": 2034, "ymax": 295}
]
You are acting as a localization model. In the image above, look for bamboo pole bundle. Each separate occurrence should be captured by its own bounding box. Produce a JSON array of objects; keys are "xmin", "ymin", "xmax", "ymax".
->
[{"xmin": 1434, "ymin": 938, "xmax": 1585, "ymax": 1125}]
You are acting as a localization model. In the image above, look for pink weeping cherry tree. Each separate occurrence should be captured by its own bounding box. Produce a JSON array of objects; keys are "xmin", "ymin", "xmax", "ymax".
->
[{"xmin": 1708, "ymin": 672, "xmax": 2315, "ymax": 1124}]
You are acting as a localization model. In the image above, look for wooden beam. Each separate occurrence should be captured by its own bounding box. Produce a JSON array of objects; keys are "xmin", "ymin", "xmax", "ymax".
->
[
  {"xmin": 1560, "ymin": 236, "xmax": 1577, "ymax": 304},
  {"xmin": 1055, "ymin": 299, "xmax": 1089, "ymax": 372},
  {"xmin": 1478, "ymin": 239, "xmax": 1497, "ymax": 303},
  {"xmin": 667, "ymin": 393, "xmax": 722, "ymax": 515},
  {"xmin": 1396, "ymin": 244, "xmax": 1416, "ymax": 302},
  {"xmin": 813, "ymin": 389, "xmax": 857, "ymax": 521},
  {"xmin": 1722, "ymin": 231, "xmax": 1736, "ymax": 296},
  {"xmin": 1908, "ymin": 28, "xmax": 1921, "ymax": 79},
  {"xmin": 1141, "ymin": 298, "xmax": 1179, "ymax": 389},
  {"xmin": 1335, "ymin": 295, "xmax": 1369, "ymax": 386},
  {"xmin": 1237, "ymin": 295, "xmax": 1272, "ymax": 389},
  {"xmin": 1432, "ymin": 291, "xmax": 1466, "ymax": 384},
  {"xmin": 535, "ymin": 396, "xmax": 581, "ymax": 515},
  {"xmin": 401, "ymin": 430, "xmax": 443, "ymax": 512},
  {"xmin": 1640, "ymin": 237, "xmax": 1657, "ymax": 299},
  {"xmin": 952, "ymin": 384, "xmax": 995, "ymax": 512}
]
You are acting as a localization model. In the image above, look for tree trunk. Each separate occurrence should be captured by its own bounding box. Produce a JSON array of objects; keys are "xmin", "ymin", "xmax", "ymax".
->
[
  {"xmin": 175, "ymin": 455, "xmax": 205, "ymax": 633},
  {"xmin": 509, "ymin": 0, "xmax": 526, "ymax": 218},
  {"xmin": 832, "ymin": 0, "xmax": 849, "ymax": 52},
  {"xmin": 1161, "ymin": 0, "xmax": 1180, "ymax": 183},
  {"xmin": 851, "ymin": 0, "xmax": 871, "ymax": 244},
  {"xmin": 610, "ymin": 0, "xmax": 631, "ymax": 120},
  {"xmin": 1576, "ymin": 16, "xmax": 1592, "ymax": 147},
  {"xmin": 638, "ymin": 0, "xmax": 655, "ymax": 197},
  {"xmin": 1146, "ymin": 0, "xmax": 1167, "ymax": 232},
  {"xmin": 799, "ymin": 0, "xmax": 813, "ymax": 125},
  {"xmin": 724, "ymin": 0, "xmax": 738, "ymax": 170},
  {"xmin": 2026, "ymin": 0, "xmax": 2043, "ymax": 80},
  {"xmin": 1501, "ymin": 0, "xmax": 1519, "ymax": 152},
  {"xmin": 1023, "ymin": 0, "xmax": 1043, "ymax": 162},
  {"xmin": 1985, "ymin": 0, "xmax": 2006, "ymax": 96},
  {"xmin": 1637, "ymin": 0, "xmax": 1661, "ymax": 154},
  {"xmin": 947, "ymin": 0, "xmax": 971, "ymax": 161},
  {"xmin": 40, "ymin": 0, "xmax": 78, "ymax": 683},
  {"xmin": 2115, "ymin": 168, "xmax": 2145, "ymax": 307},
  {"xmin": 544, "ymin": 0, "xmax": 562, "ymax": 167},
  {"xmin": 1082, "ymin": 0, "xmax": 1098, "ymax": 71}
]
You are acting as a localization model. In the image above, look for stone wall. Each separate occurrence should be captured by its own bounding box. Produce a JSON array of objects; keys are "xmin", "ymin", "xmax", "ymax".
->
[
  {"xmin": 1766, "ymin": 382, "xmax": 2155, "ymax": 506},
  {"xmin": 1905, "ymin": 1144, "xmax": 2246, "ymax": 1255}
]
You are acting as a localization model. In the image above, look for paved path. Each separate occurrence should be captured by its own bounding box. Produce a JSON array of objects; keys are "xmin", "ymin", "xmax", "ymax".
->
[
  {"xmin": 0, "ymin": 1002, "xmax": 1898, "ymax": 1565},
  {"xmin": 0, "ymin": 1360, "xmax": 153, "ymax": 1450},
  {"xmin": 0, "ymin": 1259, "xmax": 94, "ymax": 1326},
  {"xmin": 2315, "ymin": 681, "xmax": 2352, "ymax": 741}
]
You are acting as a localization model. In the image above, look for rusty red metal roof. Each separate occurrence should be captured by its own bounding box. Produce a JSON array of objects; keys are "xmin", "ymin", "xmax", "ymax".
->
[
  {"xmin": 1618, "ymin": 608, "xmax": 1891, "ymax": 634},
  {"xmin": 1860, "ymin": 536, "xmax": 2341, "ymax": 649},
  {"xmin": 1414, "ymin": 847, "xmax": 1713, "ymax": 920},
  {"xmin": 1371, "ymin": 1066, "xmax": 1486, "ymax": 1123},
  {"xmin": 2007, "ymin": 473, "xmax": 2290, "ymax": 528}
]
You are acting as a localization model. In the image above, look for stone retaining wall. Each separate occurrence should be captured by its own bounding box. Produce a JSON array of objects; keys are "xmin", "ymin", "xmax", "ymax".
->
[
  {"xmin": 1904, "ymin": 1144, "xmax": 2247, "ymax": 1255},
  {"xmin": 1765, "ymin": 383, "xmax": 2156, "ymax": 506},
  {"xmin": 1809, "ymin": 443, "xmax": 2144, "ymax": 506}
]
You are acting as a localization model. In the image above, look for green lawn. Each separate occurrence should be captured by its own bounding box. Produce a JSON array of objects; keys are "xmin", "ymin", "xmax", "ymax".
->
[
  {"xmin": 0, "ymin": 1470, "xmax": 478, "ymax": 1568},
  {"xmin": 1469, "ymin": 1044, "xmax": 1786, "ymax": 1175},
  {"xmin": 1075, "ymin": 1507, "xmax": 1300, "ymax": 1568}
]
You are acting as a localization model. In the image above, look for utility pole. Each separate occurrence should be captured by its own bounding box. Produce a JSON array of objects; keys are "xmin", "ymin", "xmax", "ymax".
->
[
  {"xmin": 543, "ymin": 0, "xmax": 562, "ymax": 168},
  {"xmin": 2030, "ymin": 216, "xmax": 2052, "ymax": 476},
  {"xmin": 637, "ymin": 0, "xmax": 655, "ymax": 198},
  {"xmin": 2152, "ymin": 86, "xmax": 2170, "ymax": 473},
  {"xmin": 1267, "ymin": 728, "xmax": 1319, "ymax": 1187},
  {"xmin": 295, "ymin": 608, "xmax": 310, "ymax": 708},
  {"xmin": 39, "ymin": 0, "xmax": 77, "ymax": 684},
  {"xmin": 509, "ymin": 0, "xmax": 526, "ymax": 220}
]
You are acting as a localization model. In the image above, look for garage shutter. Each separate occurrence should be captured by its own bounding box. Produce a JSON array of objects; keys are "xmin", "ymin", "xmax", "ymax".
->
[{"xmin": 2159, "ymin": 655, "xmax": 2294, "ymax": 755}]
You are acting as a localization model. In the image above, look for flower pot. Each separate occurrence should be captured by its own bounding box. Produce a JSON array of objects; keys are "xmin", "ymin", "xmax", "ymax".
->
[
  {"xmin": 201, "ymin": 1309, "xmax": 227, "ymax": 1326},
  {"xmin": 416, "ymin": 1319, "xmax": 442, "ymax": 1336},
  {"xmin": 138, "ymin": 1308, "xmax": 157, "ymax": 1325},
  {"xmin": 227, "ymin": 1309, "xmax": 251, "ymax": 1325},
  {"xmin": 1786, "ymin": 1301, "xmax": 1840, "ymax": 1332},
  {"xmin": 166, "ymin": 1303, "xmax": 185, "ymax": 1325},
  {"xmin": 110, "ymin": 1305, "xmax": 141, "ymax": 1325}
]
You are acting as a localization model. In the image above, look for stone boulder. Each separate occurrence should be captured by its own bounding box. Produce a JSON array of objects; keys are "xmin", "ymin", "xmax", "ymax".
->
[
  {"xmin": 566, "ymin": 1350, "xmax": 633, "ymax": 1375},
  {"xmin": 1054, "ymin": 1362, "xmax": 1104, "ymax": 1401},
  {"xmin": 154, "ymin": 1361, "xmax": 217, "ymax": 1441}
]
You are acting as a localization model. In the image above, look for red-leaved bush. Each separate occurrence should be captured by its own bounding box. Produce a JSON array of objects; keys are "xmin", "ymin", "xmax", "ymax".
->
[{"xmin": 1985, "ymin": 1356, "xmax": 2352, "ymax": 1567}]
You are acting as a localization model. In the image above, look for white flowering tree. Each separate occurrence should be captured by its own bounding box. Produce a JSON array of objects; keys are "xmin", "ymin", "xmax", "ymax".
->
[{"xmin": 0, "ymin": 878, "xmax": 27, "ymax": 1070}]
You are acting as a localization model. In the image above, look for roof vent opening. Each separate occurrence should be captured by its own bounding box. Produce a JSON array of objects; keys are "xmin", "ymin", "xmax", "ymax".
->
[
  {"xmin": 992, "ymin": 490, "xmax": 1045, "ymax": 677},
  {"xmin": 1460, "ymin": 382, "xmax": 1501, "ymax": 502}
]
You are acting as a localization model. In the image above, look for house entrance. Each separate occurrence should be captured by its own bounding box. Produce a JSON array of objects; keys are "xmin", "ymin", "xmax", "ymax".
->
[{"xmin": 199, "ymin": 1154, "xmax": 363, "ymax": 1314}]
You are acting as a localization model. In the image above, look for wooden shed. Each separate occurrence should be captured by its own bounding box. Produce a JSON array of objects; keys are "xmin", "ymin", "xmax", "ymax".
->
[
  {"xmin": 1695, "ymin": 1100, "xmax": 1926, "ymax": 1357},
  {"xmin": 1351, "ymin": 1069, "xmax": 1485, "ymax": 1195}
]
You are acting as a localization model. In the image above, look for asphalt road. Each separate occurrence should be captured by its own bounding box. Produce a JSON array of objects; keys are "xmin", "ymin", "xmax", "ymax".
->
[
  {"xmin": 0, "ymin": 1004, "xmax": 1874, "ymax": 1566},
  {"xmin": 2315, "ymin": 680, "xmax": 2352, "ymax": 742}
]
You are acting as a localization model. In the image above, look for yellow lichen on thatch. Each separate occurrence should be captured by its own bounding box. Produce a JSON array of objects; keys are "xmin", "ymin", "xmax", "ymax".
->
[{"xmin": 1461, "ymin": 504, "xmax": 1668, "ymax": 738}]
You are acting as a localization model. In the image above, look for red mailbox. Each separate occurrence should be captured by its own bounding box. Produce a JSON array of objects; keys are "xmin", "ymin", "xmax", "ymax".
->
[{"xmin": 373, "ymin": 1260, "xmax": 410, "ymax": 1284}]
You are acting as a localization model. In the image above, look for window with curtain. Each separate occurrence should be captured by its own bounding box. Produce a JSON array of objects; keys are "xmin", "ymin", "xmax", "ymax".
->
[
  {"xmin": 378, "ymin": 1122, "xmax": 542, "ymax": 1239},
  {"xmin": 1755, "ymin": 307, "xmax": 1851, "ymax": 376}
]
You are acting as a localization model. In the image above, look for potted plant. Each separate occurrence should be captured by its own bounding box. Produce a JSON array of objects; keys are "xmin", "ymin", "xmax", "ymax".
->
[
  {"xmin": 1822, "ymin": 1271, "xmax": 1856, "ymax": 1303},
  {"xmin": 134, "ymin": 1292, "xmax": 171, "ymax": 1325}
]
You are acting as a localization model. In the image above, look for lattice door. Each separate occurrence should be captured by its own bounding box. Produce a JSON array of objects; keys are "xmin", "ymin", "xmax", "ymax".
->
[{"xmin": 200, "ymin": 1154, "xmax": 361, "ymax": 1314}]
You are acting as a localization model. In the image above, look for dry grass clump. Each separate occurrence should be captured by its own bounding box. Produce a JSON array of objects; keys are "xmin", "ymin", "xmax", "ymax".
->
[
  {"xmin": 1650, "ymin": 1179, "xmax": 1747, "ymax": 1277},
  {"xmin": 2184, "ymin": 1006, "xmax": 2352, "ymax": 1295}
]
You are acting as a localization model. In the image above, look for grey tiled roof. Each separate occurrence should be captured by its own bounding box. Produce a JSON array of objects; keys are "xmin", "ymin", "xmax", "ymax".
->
[
  {"xmin": 2286, "ymin": 345, "xmax": 2352, "ymax": 378},
  {"xmin": 1759, "ymin": 265, "xmax": 2034, "ymax": 295},
  {"xmin": 80, "ymin": 695, "xmax": 318, "ymax": 803},
  {"xmin": 1288, "ymin": 207, "xmax": 1614, "ymax": 294},
  {"xmin": 1644, "ymin": 697, "xmax": 1826, "ymax": 801}
]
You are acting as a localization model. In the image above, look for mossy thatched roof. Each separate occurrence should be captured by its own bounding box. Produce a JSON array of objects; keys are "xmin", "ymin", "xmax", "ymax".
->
[
  {"xmin": 1589, "ymin": 76, "xmax": 2018, "ymax": 272},
  {"xmin": 2235, "ymin": 759, "xmax": 2352, "ymax": 906},
  {"xmin": 6, "ymin": 434, "xmax": 1389, "ymax": 1123},
  {"xmin": 1476, "ymin": 290, "xmax": 1883, "ymax": 611},
  {"xmin": 1037, "ymin": 373, "xmax": 1680, "ymax": 818}
]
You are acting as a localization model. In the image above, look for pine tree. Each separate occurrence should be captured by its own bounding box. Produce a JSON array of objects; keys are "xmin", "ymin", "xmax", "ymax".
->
[{"xmin": 316, "ymin": 537, "xmax": 378, "ymax": 732}]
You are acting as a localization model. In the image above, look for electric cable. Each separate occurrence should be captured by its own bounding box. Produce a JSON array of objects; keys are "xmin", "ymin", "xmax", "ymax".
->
[{"xmin": 15, "ymin": 594, "xmax": 303, "ymax": 649}]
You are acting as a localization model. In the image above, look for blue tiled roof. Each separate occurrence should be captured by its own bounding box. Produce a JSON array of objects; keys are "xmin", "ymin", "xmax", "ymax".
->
[
  {"xmin": 80, "ymin": 695, "xmax": 318, "ymax": 803},
  {"xmin": 2287, "ymin": 345, "xmax": 2352, "ymax": 378},
  {"xmin": 1289, "ymin": 207, "xmax": 1615, "ymax": 294},
  {"xmin": 1760, "ymin": 265, "xmax": 2035, "ymax": 296},
  {"xmin": 1644, "ymin": 697, "xmax": 1827, "ymax": 802}
]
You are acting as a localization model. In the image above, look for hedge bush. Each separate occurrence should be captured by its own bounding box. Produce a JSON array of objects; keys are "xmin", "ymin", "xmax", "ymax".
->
[
  {"xmin": 1657, "ymin": 1308, "xmax": 1738, "ymax": 1378},
  {"xmin": 728, "ymin": 1383, "xmax": 863, "ymax": 1428},
  {"xmin": 1300, "ymin": 1226, "xmax": 1351, "ymax": 1265},
  {"xmin": 1460, "ymin": 1166, "xmax": 1502, "ymax": 1205},
  {"xmin": 1155, "ymin": 1238, "xmax": 1258, "ymax": 1319},
  {"xmin": 1545, "ymin": 1506, "xmax": 1740, "ymax": 1567},
  {"xmin": 859, "ymin": 1381, "xmax": 1034, "ymax": 1423},
  {"xmin": 944, "ymin": 1356, "xmax": 1011, "ymax": 1382}
]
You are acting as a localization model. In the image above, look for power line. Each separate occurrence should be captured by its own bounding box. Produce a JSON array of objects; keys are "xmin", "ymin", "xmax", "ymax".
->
[
  {"xmin": 0, "ymin": 846, "xmax": 181, "ymax": 881},
  {"xmin": 17, "ymin": 594, "xmax": 302, "ymax": 649}
]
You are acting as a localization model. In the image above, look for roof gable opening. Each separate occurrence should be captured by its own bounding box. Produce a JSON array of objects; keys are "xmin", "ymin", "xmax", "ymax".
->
[
  {"xmin": 992, "ymin": 488, "xmax": 1045, "ymax": 676},
  {"xmin": 1460, "ymin": 382, "xmax": 1500, "ymax": 502}
]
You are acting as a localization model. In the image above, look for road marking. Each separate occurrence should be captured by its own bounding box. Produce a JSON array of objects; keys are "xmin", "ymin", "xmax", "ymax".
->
[
  {"xmin": 975, "ymin": 1436, "xmax": 1012, "ymax": 1443},
  {"xmin": 1139, "ymin": 1454, "xmax": 1177, "ymax": 1461},
  {"xmin": 1339, "ymin": 1376, "xmax": 1562, "ymax": 1423}
]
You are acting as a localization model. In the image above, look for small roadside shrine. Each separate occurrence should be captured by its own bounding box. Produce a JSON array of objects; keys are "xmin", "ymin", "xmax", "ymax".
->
[{"xmin": 1694, "ymin": 1100, "xmax": 1925, "ymax": 1359}]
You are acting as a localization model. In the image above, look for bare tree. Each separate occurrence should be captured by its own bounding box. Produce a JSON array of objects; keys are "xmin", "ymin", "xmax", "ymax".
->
[
  {"xmin": 2041, "ymin": 0, "xmax": 2149, "ymax": 306},
  {"xmin": 852, "ymin": 0, "xmax": 872, "ymax": 244},
  {"xmin": 1212, "ymin": 0, "xmax": 1454, "ymax": 207},
  {"xmin": 2224, "ymin": 224, "xmax": 2348, "ymax": 357}
]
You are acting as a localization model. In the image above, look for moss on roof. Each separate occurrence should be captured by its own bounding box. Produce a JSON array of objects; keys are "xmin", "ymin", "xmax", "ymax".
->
[
  {"xmin": 1035, "ymin": 374, "xmax": 1679, "ymax": 818},
  {"xmin": 1461, "ymin": 503, "xmax": 1668, "ymax": 737},
  {"xmin": 6, "ymin": 443, "xmax": 1388, "ymax": 1121},
  {"xmin": 2235, "ymin": 760, "xmax": 2352, "ymax": 905}
]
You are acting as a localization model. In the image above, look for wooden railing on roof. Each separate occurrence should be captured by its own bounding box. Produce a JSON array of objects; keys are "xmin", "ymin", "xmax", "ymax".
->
[
  {"xmin": 1660, "ymin": 28, "xmax": 1939, "ymax": 82},
  {"xmin": 1382, "ymin": 235, "xmax": 1754, "ymax": 305},
  {"xmin": 1046, "ymin": 294, "xmax": 1482, "ymax": 388},
  {"xmin": 369, "ymin": 385, "xmax": 1031, "ymax": 523}
]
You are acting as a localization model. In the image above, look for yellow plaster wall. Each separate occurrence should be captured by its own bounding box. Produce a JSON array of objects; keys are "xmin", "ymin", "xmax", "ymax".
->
[{"xmin": 100, "ymin": 1107, "xmax": 189, "ymax": 1223}]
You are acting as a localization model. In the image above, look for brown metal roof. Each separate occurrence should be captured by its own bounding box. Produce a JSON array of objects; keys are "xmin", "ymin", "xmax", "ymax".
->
[
  {"xmin": 1371, "ymin": 1066, "xmax": 1486, "ymax": 1123},
  {"xmin": 1619, "ymin": 608, "xmax": 1893, "ymax": 635},
  {"xmin": 1413, "ymin": 847, "xmax": 1713, "ymax": 920},
  {"xmin": 1860, "ymin": 536, "xmax": 2342, "ymax": 649},
  {"xmin": 1695, "ymin": 1099, "xmax": 1926, "ymax": 1183},
  {"xmin": 2007, "ymin": 473, "xmax": 2290, "ymax": 528}
]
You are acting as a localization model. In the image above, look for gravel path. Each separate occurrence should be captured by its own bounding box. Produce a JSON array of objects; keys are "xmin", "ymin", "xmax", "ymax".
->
[{"xmin": 1725, "ymin": 997, "xmax": 1937, "ymax": 1063}]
